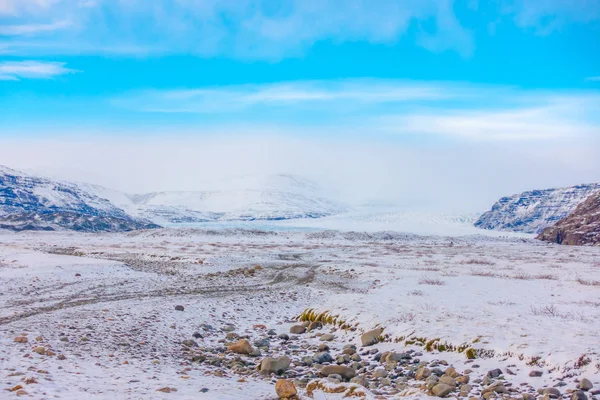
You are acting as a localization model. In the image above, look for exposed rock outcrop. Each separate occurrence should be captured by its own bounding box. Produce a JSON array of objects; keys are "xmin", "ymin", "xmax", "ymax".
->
[{"xmin": 537, "ymin": 191, "xmax": 600, "ymax": 246}]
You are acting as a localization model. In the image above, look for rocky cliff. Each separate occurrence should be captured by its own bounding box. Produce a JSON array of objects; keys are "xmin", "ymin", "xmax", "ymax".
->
[{"xmin": 537, "ymin": 191, "xmax": 600, "ymax": 245}]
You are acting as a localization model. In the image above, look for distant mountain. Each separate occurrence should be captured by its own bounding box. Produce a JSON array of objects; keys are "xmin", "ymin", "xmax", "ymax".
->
[
  {"xmin": 475, "ymin": 183, "xmax": 600, "ymax": 234},
  {"xmin": 0, "ymin": 166, "xmax": 159, "ymax": 232},
  {"xmin": 82, "ymin": 174, "xmax": 346, "ymax": 225},
  {"xmin": 537, "ymin": 191, "xmax": 600, "ymax": 246}
]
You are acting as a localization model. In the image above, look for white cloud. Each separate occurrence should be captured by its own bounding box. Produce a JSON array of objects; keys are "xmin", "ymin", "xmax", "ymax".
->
[
  {"xmin": 0, "ymin": 20, "xmax": 70, "ymax": 35},
  {"xmin": 0, "ymin": 0, "xmax": 474, "ymax": 58},
  {"xmin": 504, "ymin": 0, "xmax": 600, "ymax": 33},
  {"xmin": 0, "ymin": 60, "xmax": 77, "ymax": 80}
]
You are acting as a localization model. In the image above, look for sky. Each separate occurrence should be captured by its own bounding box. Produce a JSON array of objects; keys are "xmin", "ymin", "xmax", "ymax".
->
[{"xmin": 0, "ymin": 0, "xmax": 599, "ymax": 213}]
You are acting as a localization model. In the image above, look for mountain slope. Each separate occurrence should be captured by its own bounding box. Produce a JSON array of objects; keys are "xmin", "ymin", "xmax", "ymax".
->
[
  {"xmin": 475, "ymin": 183, "xmax": 600, "ymax": 234},
  {"xmin": 537, "ymin": 190, "xmax": 600, "ymax": 245},
  {"xmin": 83, "ymin": 174, "xmax": 346, "ymax": 225},
  {"xmin": 0, "ymin": 166, "xmax": 159, "ymax": 232}
]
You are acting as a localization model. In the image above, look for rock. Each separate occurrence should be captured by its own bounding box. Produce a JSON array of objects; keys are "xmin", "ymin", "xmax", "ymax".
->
[
  {"xmin": 320, "ymin": 365, "xmax": 356, "ymax": 380},
  {"xmin": 279, "ymin": 333, "xmax": 290, "ymax": 341},
  {"xmin": 456, "ymin": 375, "xmax": 470, "ymax": 384},
  {"xmin": 317, "ymin": 343, "xmax": 330, "ymax": 352},
  {"xmin": 543, "ymin": 388, "xmax": 561, "ymax": 397},
  {"xmin": 289, "ymin": 325, "xmax": 306, "ymax": 334},
  {"xmin": 313, "ymin": 352, "xmax": 333, "ymax": 364},
  {"xmin": 444, "ymin": 367, "xmax": 457, "ymax": 377},
  {"xmin": 416, "ymin": 367, "xmax": 432, "ymax": 380},
  {"xmin": 192, "ymin": 332, "xmax": 203, "ymax": 339},
  {"xmin": 572, "ymin": 391, "xmax": 588, "ymax": 400},
  {"xmin": 342, "ymin": 347, "xmax": 356, "ymax": 355},
  {"xmin": 351, "ymin": 375, "xmax": 368, "ymax": 387},
  {"xmin": 487, "ymin": 368, "xmax": 503, "ymax": 378},
  {"xmin": 225, "ymin": 332, "xmax": 240, "ymax": 340},
  {"xmin": 307, "ymin": 321, "xmax": 323, "ymax": 331},
  {"xmin": 221, "ymin": 324, "xmax": 236, "ymax": 332},
  {"xmin": 156, "ymin": 387, "xmax": 177, "ymax": 393},
  {"xmin": 182, "ymin": 340, "xmax": 198, "ymax": 347},
  {"xmin": 529, "ymin": 370, "xmax": 543, "ymax": 377},
  {"xmin": 373, "ymin": 368, "xmax": 388, "ymax": 378},
  {"xmin": 174, "ymin": 305, "xmax": 184, "ymax": 311},
  {"xmin": 360, "ymin": 328, "xmax": 384, "ymax": 347},
  {"xmin": 32, "ymin": 347, "xmax": 45, "ymax": 355},
  {"xmin": 432, "ymin": 383, "xmax": 455, "ymax": 397},
  {"xmin": 523, "ymin": 394, "xmax": 536, "ymax": 400},
  {"xmin": 57, "ymin": 354, "xmax": 66, "ymax": 360},
  {"xmin": 439, "ymin": 375, "xmax": 457, "ymax": 387},
  {"xmin": 14, "ymin": 336, "xmax": 28, "ymax": 343},
  {"xmin": 319, "ymin": 334, "xmax": 335, "ymax": 341},
  {"xmin": 227, "ymin": 339, "xmax": 254, "ymax": 355},
  {"xmin": 275, "ymin": 379, "xmax": 297, "ymax": 399},
  {"xmin": 254, "ymin": 338, "xmax": 270, "ymax": 348},
  {"xmin": 250, "ymin": 348, "xmax": 262, "ymax": 357},
  {"xmin": 579, "ymin": 379, "xmax": 593, "ymax": 391},
  {"xmin": 259, "ymin": 356, "xmax": 291, "ymax": 375},
  {"xmin": 267, "ymin": 329, "xmax": 277, "ymax": 336}
]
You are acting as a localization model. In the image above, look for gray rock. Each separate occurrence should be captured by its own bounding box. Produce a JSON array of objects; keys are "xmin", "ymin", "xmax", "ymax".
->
[
  {"xmin": 373, "ymin": 368, "xmax": 388, "ymax": 378},
  {"xmin": 182, "ymin": 339, "xmax": 198, "ymax": 347},
  {"xmin": 174, "ymin": 305, "xmax": 184, "ymax": 311},
  {"xmin": 318, "ymin": 343, "xmax": 330, "ymax": 352},
  {"xmin": 487, "ymin": 368, "xmax": 503, "ymax": 378},
  {"xmin": 579, "ymin": 379, "xmax": 594, "ymax": 391},
  {"xmin": 320, "ymin": 334, "xmax": 335, "ymax": 341},
  {"xmin": 253, "ymin": 338, "xmax": 270, "ymax": 348},
  {"xmin": 432, "ymin": 383, "xmax": 454, "ymax": 397},
  {"xmin": 313, "ymin": 352, "xmax": 334, "ymax": 364},
  {"xmin": 439, "ymin": 375, "xmax": 456, "ymax": 387},
  {"xmin": 278, "ymin": 333, "xmax": 289, "ymax": 341},
  {"xmin": 192, "ymin": 332, "xmax": 203, "ymax": 339},
  {"xmin": 529, "ymin": 370, "xmax": 543, "ymax": 377},
  {"xmin": 543, "ymin": 388, "xmax": 561, "ymax": 397},
  {"xmin": 572, "ymin": 391, "xmax": 588, "ymax": 400},
  {"xmin": 259, "ymin": 356, "xmax": 291, "ymax": 375},
  {"xmin": 289, "ymin": 325, "xmax": 306, "ymax": 334},
  {"xmin": 320, "ymin": 365, "xmax": 356, "ymax": 380}
]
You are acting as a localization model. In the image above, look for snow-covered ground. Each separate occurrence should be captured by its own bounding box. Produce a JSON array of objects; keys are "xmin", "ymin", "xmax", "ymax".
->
[{"xmin": 1, "ymin": 228, "xmax": 598, "ymax": 399}]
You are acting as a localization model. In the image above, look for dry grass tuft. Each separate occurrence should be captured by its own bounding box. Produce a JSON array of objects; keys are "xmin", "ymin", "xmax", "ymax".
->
[{"xmin": 418, "ymin": 276, "xmax": 445, "ymax": 286}]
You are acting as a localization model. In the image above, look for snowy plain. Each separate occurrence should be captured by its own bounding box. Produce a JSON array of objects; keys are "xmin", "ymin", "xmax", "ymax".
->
[{"xmin": 0, "ymin": 224, "xmax": 599, "ymax": 399}]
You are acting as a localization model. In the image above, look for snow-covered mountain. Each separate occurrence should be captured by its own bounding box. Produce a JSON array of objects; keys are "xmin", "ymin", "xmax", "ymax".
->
[
  {"xmin": 475, "ymin": 183, "xmax": 600, "ymax": 234},
  {"xmin": 82, "ymin": 174, "xmax": 346, "ymax": 225},
  {"xmin": 0, "ymin": 166, "xmax": 159, "ymax": 232}
]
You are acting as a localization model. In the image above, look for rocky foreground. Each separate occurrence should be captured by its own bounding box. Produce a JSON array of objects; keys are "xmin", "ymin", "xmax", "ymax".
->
[{"xmin": 1, "ymin": 229, "xmax": 599, "ymax": 399}]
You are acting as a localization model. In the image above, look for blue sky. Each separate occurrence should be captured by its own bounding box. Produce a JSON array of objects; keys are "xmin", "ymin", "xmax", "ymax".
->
[{"xmin": 0, "ymin": 0, "xmax": 599, "ymax": 210}]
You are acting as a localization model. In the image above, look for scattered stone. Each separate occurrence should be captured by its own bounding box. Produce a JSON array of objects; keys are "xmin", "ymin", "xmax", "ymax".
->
[
  {"xmin": 439, "ymin": 375, "xmax": 457, "ymax": 387},
  {"xmin": 156, "ymin": 387, "xmax": 177, "ymax": 393},
  {"xmin": 543, "ymin": 388, "xmax": 561, "ymax": 397},
  {"xmin": 259, "ymin": 356, "xmax": 291, "ymax": 375},
  {"xmin": 32, "ymin": 347, "xmax": 45, "ymax": 355},
  {"xmin": 182, "ymin": 340, "xmax": 198, "ymax": 348},
  {"xmin": 579, "ymin": 379, "xmax": 593, "ymax": 391},
  {"xmin": 275, "ymin": 379, "xmax": 297, "ymax": 399},
  {"xmin": 13, "ymin": 336, "xmax": 27, "ymax": 343},
  {"xmin": 487, "ymin": 369, "xmax": 503, "ymax": 378},
  {"xmin": 57, "ymin": 354, "xmax": 66, "ymax": 360},
  {"xmin": 174, "ymin": 305, "xmax": 184, "ymax": 311},
  {"xmin": 278, "ymin": 333, "xmax": 290, "ymax": 341},
  {"xmin": 192, "ymin": 332, "xmax": 203, "ymax": 339},
  {"xmin": 254, "ymin": 338, "xmax": 270, "ymax": 348},
  {"xmin": 529, "ymin": 370, "xmax": 543, "ymax": 377},
  {"xmin": 432, "ymin": 383, "xmax": 455, "ymax": 397},
  {"xmin": 320, "ymin": 365, "xmax": 356, "ymax": 380},
  {"xmin": 572, "ymin": 391, "xmax": 588, "ymax": 400},
  {"xmin": 416, "ymin": 368, "xmax": 432, "ymax": 380},
  {"xmin": 289, "ymin": 325, "xmax": 306, "ymax": 334},
  {"xmin": 360, "ymin": 328, "xmax": 384, "ymax": 347},
  {"xmin": 307, "ymin": 321, "xmax": 323, "ymax": 332},
  {"xmin": 225, "ymin": 332, "xmax": 240, "ymax": 340},
  {"xmin": 227, "ymin": 339, "xmax": 254, "ymax": 355},
  {"xmin": 319, "ymin": 334, "xmax": 335, "ymax": 342},
  {"xmin": 317, "ymin": 343, "xmax": 329, "ymax": 352},
  {"xmin": 313, "ymin": 352, "xmax": 334, "ymax": 364}
]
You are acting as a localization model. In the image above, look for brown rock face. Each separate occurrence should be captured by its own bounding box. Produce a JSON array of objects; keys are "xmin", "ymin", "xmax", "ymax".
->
[
  {"xmin": 275, "ymin": 379, "xmax": 298, "ymax": 399},
  {"xmin": 537, "ymin": 191, "xmax": 600, "ymax": 246}
]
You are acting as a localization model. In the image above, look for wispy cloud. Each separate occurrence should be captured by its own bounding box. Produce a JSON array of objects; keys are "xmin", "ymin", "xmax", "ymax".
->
[
  {"xmin": 0, "ymin": 60, "xmax": 77, "ymax": 80},
  {"xmin": 111, "ymin": 79, "xmax": 600, "ymax": 142},
  {"xmin": 0, "ymin": 0, "xmax": 473, "ymax": 58},
  {"xmin": 0, "ymin": 20, "xmax": 71, "ymax": 35}
]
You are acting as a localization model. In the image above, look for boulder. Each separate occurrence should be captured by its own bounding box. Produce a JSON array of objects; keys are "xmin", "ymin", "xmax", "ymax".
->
[
  {"xmin": 360, "ymin": 328, "xmax": 383, "ymax": 346},
  {"xmin": 289, "ymin": 325, "xmax": 306, "ymax": 334},
  {"xmin": 432, "ymin": 383, "xmax": 454, "ymax": 397},
  {"xmin": 227, "ymin": 339, "xmax": 253, "ymax": 355},
  {"xmin": 259, "ymin": 356, "xmax": 291, "ymax": 375},
  {"xmin": 275, "ymin": 379, "xmax": 297, "ymax": 399},
  {"xmin": 320, "ymin": 365, "xmax": 356, "ymax": 380}
]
